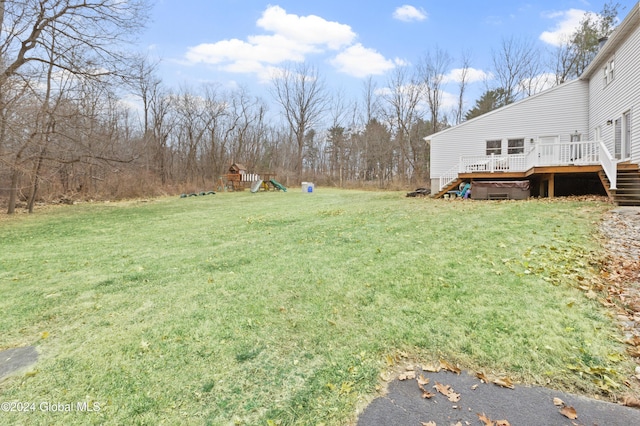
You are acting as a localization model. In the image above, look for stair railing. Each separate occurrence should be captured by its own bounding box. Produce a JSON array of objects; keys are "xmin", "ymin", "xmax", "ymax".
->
[
  {"xmin": 598, "ymin": 140, "xmax": 618, "ymax": 190},
  {"xmin": 439, "ymin": 164, "xmax": 460, "ymax": 192}
]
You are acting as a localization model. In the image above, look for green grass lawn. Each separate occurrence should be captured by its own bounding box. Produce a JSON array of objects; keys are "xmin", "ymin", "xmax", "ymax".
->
[{"xmin": 0, "ymin": 190, "xmax": 631, "ymax": 425}]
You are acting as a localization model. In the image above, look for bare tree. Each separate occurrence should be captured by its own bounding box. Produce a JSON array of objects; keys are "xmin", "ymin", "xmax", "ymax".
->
[
  {"xmin": 1, "ymin": 0, "xmax": 149, "ymax": 88},
  {"xmin": 360, "ymin": 76, "xmax": 381, "ymax": 126},
  {"xmin": 381, "ymin": 66, "xmax": 423, "ymax": 183},
  {"xmin": 1, "ymin": 0, "xmax": 150, "ymax": 213},
  {"xmin": 270, "ymin": 63, "xmax": 328, "ymax": 181},
  {"xmin": 325, "ymin": 88, "xmax": 353, "ymax": 186},
  {"xmin": 418, "ymin": 46, "xmax": 452, "ymax": 134},
  {"xmin": 491, "ymin": 36, "xmax": 541, "ymax": 104},
  {"xmin": 148, "ymin": 82, "xmax": 174, "ymax": 184},
  {"xmin": 454, "ymin": 51, "xmax": 472, "ymax": 125}
]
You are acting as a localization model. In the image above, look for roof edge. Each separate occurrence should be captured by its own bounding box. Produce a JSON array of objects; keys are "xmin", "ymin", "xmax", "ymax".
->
[
  {"xmin": 580, "ymin": 2, "xmax": 640, "ymax": 79},
  {"xmin": 425, "ymin": 79, "xmax": 584, "ymax": 141}
]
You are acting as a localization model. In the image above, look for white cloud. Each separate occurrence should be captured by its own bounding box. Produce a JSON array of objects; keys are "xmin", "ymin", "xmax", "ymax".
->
[
  {"xmin": 257, "ymin": 5, "xmax": 355, "ymax": 50},
  {"xmin": 185, "ymin": 5, "xmax": 357, "ymax": 75},
  {"xmin": 330, "ymin": 44, "xmax": 395, "ymax": 78},
  {"xmin": 393, "ymin": 5, "xmax": 428, "ymax": 22},
  {"xmin": 442, "ymin": 67, "xmax": 491, "ymax": 84},
  {"xmin": 539, "ymin": 9, "xmax": 586, "ymax": 46},
  {"xmin": 393, "ymin": 4, "xmax": 427, "ymax": 22}
]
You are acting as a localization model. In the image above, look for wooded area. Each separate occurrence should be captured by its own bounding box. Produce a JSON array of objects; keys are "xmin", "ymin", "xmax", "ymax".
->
[{"xmin": 0, "ymin": 1, "xmax": 621, "ymax": 213}]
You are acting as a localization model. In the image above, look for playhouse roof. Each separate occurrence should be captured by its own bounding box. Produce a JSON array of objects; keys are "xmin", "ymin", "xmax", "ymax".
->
[{"xmin": 229, "ymin": 163, "xmax": 247, "ymax": 173}]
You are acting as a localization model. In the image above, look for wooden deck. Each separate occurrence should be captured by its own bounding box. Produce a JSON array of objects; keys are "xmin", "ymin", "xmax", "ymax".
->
[
  {"xmin": 436, "ymin": 164, "xmax": 607, "ymax": 199},
  {"xmin": 456, "ymin": 164, "xmax": 603, "ymax": 199}
]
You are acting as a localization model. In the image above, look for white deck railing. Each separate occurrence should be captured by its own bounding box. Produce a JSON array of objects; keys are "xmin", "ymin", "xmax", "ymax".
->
[
  {"xmin": 459, "ymin": 153, "xmax": 525, "ymax": 173},
  {"xmin": 439, "ymin": 164, "xmax": 460, "ymax": 192},
  {"xmin": 598, "ymin": 140, "xmax": 617, "ymax": 189},
  {"xmin": 438, "ymin": 140, "xmax": 617, "ymax": 192}
]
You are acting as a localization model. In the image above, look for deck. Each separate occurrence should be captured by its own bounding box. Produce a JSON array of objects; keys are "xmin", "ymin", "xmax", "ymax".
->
[{"xmin": 435, "ymin": 140, "xmax": 620, "ymax": 199}]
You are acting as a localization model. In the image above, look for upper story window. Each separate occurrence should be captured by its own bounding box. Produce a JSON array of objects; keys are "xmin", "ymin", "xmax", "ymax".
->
[
  {"xmin": 604, "ymin": 58, "xmax": 615, "ymax": 86},
  {"xmin": 507, "ymin": 139, "xmax": 524, "ymax": 154},
  {"xmin": 486, "ymin": 140, "xmax": 501, "ymax": 156}
]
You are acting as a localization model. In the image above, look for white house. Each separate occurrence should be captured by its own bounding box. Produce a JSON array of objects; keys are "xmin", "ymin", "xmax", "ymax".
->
[{"xmin": 427, "ymin": 2, "xmax": 640, "ymax": 205}]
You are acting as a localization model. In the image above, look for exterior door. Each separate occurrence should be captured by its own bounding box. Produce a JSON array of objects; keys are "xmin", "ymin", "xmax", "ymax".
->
[
  {"xmin": 615, "ymin": 118, "xmax": 622, "ymax": 159},
  {"xmin": 537, "ymin": 136, "xmax": 559, "ymax": 165},
  {"xmin": 624, "ymin": 110, "xmax": 631, "ymax": 160}
]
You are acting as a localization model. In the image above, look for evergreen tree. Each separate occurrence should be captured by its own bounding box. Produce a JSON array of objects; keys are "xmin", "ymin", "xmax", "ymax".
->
[{"xmin": 464, "ymin": 88, "xmax": 511, "ymax": 121}]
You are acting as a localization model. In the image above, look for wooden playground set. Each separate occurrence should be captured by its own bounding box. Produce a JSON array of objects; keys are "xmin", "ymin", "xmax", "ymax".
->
[{"xmin": 219, "ymin": 163, "xmax": 287, "ymax": 192}]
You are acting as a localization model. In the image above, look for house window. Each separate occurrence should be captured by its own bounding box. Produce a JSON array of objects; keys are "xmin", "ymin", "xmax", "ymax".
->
[
  {"xmin": 507, "ymin": 139, "xmax": 524, "ymax": 154},
  {"xmin": 486, "ymin": 140, "xmax": 501, "ymax": 156},
  {"xmin": 604, "ymin": 59, "xmax": 615, "ymax": 85}
]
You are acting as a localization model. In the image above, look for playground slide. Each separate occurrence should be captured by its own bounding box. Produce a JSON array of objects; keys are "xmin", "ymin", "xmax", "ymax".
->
[
  {"xmin": 459, "ymin": 183, "xmax": 471, "ymax": 198},
  {"xmin": 269, "ymin": 179, "xmax": 287, "ymax": 192},
  {"xmin": 250, "ymin": 180, "xmax": 263, "ymax": 193}
]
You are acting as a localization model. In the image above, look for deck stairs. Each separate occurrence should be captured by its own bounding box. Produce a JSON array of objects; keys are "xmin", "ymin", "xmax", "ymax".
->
[
  {"xmin": 599, "ymin": 163, "xmax": 640, "ymax": 206},
  {"xmin": 434, "ymin": 178, "xmax": 463, "ymax": 199}
]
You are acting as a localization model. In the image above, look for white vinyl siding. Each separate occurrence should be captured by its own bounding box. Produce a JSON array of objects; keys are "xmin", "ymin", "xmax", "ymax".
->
[
  {"xmin": 429, "ymin": 79, "xmax": 589, "ymax": 189},
  {"xmin": 429, "ymin": 4, "xmax": 640, "ymax": 190},
  {"xmin": 587, "ymin": 9, "xmax": 640, "ymax": 164}
]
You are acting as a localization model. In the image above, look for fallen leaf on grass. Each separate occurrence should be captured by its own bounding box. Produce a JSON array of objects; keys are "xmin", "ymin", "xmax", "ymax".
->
[
  {"xmin": 626, "ymin": 346, "xmax": 640, "ymax": 357},
  {"xmin": 476, "ymin": 371, "xmax": 489, "ymax": 383},
  {"xmin": 493, "ymin": 377, "xmax": 514, "ymax": 389},
  {"xmin": 385, "ymin": 354, "xmax": 395, "ymax": 366},
  {"xmin": 398, "ymin": 371, "xmax": 416, "ymax": 381},
  {"xmin": 440, "ymin": 359, "xmax": 461, "ymax": 374},
  {"xmin": 626, "ymin": 336, "xmax": 640, "ymax": 346},
  {"xmin": 339, "ymin": 381, "xmax": 354, "ymax": 395},
  {"xmin": 560, "ymin": 405, "xmax": 578, "ymax": 419},
  {"xmin": 586, "ymin": 290, "xmax": 598, "ymax": 300},
  {"xmin": 423, "ymin": 362, "xmax": 441, "ymax": 372},
  {"xmin": 553, "ymin": 397, "xmax": 564, "ymax": 406},
  {"xmin": 623, "ymin": 396, "xmax": 640, "ymax": 408},
  {"xmin": 477, "ymin": 412, "xmax": 494, "ymax": 425}
]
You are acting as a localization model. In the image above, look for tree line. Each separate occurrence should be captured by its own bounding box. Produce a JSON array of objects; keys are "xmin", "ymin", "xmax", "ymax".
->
[{"xmin": 0, "ymin": 1, "xmax": 621, "ymax": 213}]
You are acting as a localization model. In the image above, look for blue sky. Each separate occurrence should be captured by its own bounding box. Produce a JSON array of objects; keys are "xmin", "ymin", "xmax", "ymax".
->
[{"xmin": 138, "ymin": 1, "xmax": 638, "ymax": 114}]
